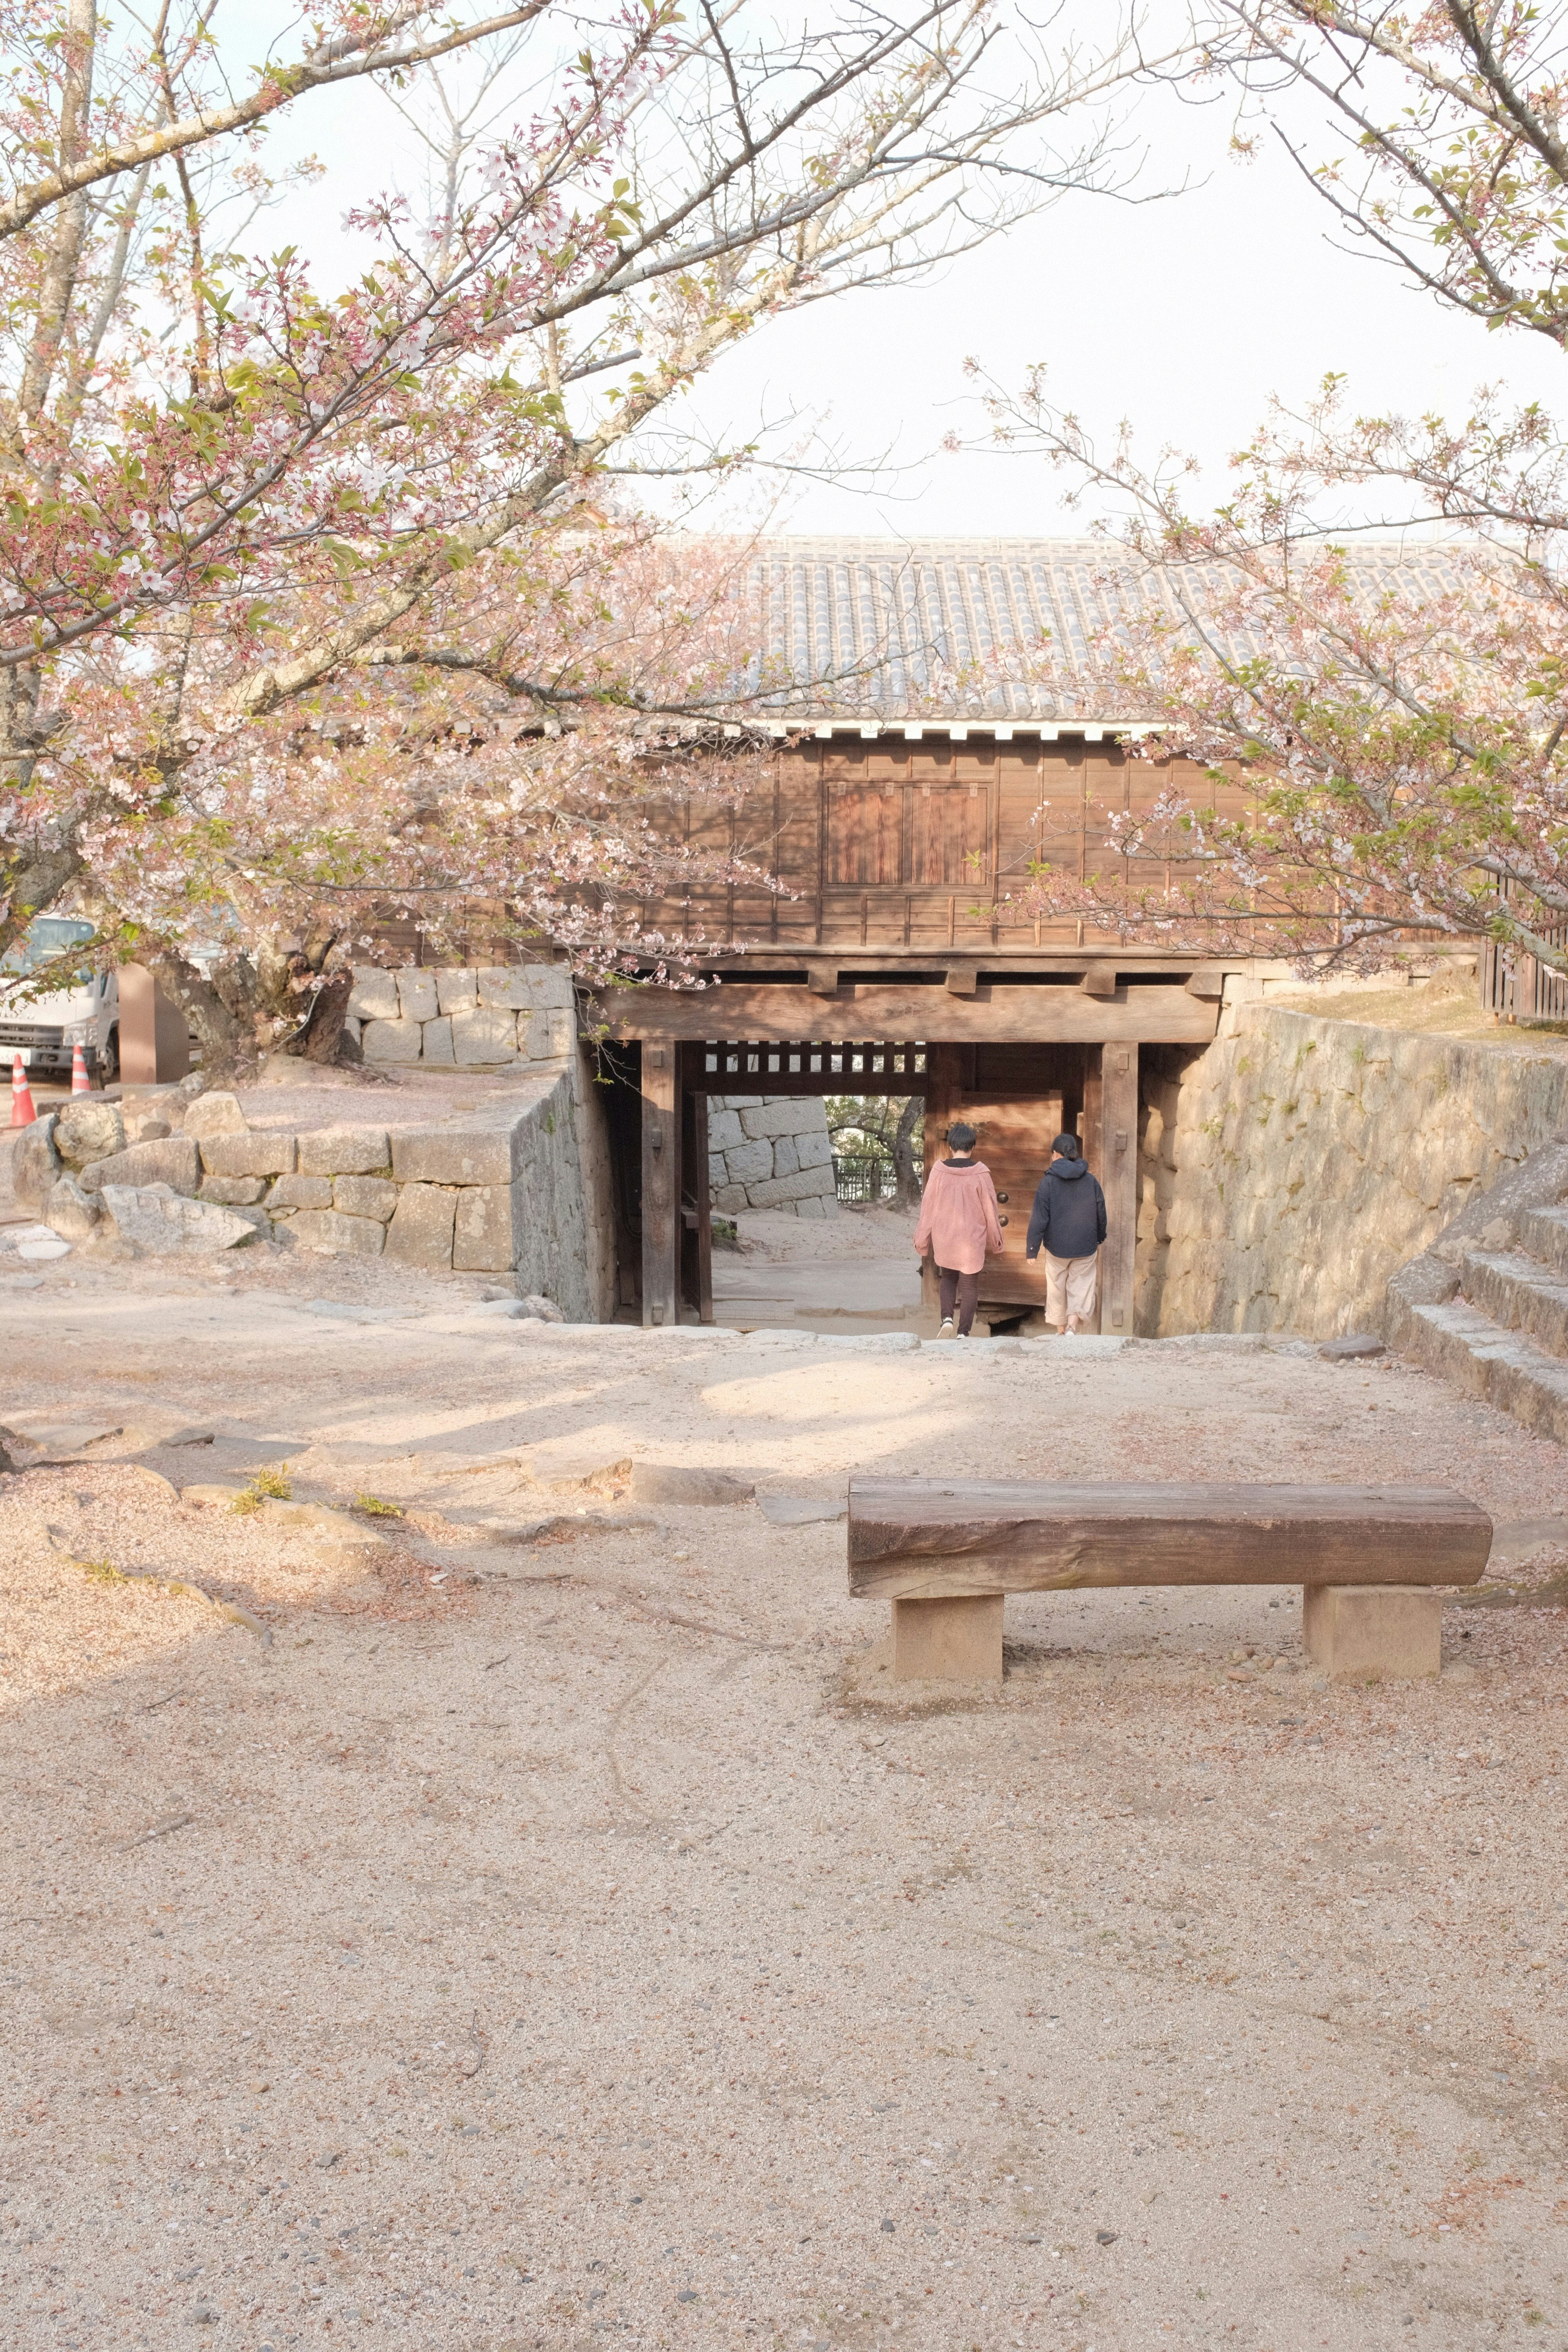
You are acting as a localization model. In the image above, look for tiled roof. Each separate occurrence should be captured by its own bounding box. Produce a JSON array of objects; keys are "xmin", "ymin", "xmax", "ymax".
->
[{"xmin": 742, "ymin": 533, "xmax": 1471, "ymax": 727}]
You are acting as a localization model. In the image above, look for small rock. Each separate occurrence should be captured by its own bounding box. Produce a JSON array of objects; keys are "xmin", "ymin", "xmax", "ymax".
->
[
  {"xmin": 879, "ymin": 2218, "xmax": 896, "ymax": 2234},
  {"xmin": 17, "ymin": 1234, "xmax": 70, "ymax": 1261},
  {"xmin": 199, "ymin": 1175, "xmax": 267, "ymax": 1206},
  {"xmin": 519, "ymin": 1292, "xmax": 566, "ymax": 1322},
  {"xmin": 181, "ymin": 1091, "xmax": 248, "ymax": 1141},
  {"xmin": 41, "ymin": 1173, "xmax": 101, "ymax": 1242},
  {"xmin": 124, "ymin": 1465, "xmax": 179, "ymax": 1500},
  {"xmin": 259, "ymin": 1499, "xmax": 387, "ymax": 1547},
  {"xmin": 629, "ymin": 1464, "xmax": 754, "ymax": 1507},
  {"xmin": 263, "ymin": 1172, "xmax": 334, "ymax": 1211},
  {"xmin": 530, "ymin": 1451, "xmax": 632, "ymax": 1495},
  {"xmin": 333, "ymin": 1173, "xmax": 398, "ymax": 1222},
  {"xmin": 53, "ymin": 1100, "xmax": 125, "ymax": 1169},
  {"xmin": 1320, "ymin": 1333, "xmax": 1386, "ymax": 1361},
  {"xmin": 1096, "ymin": 2229, "xmax": 1119, "ymax": 2245},
  {"xmin": 10, "ymin": 1112, "xmax": 61, "ymax": 1207},
  {"xmin": 758, "ymin": 1493, "xmax": 846, "ymax": 1526},
  {"xmin": 99, "ymin": 1184, "xmax": 256, "ymax": 1256},
  {"xmin": 79, "ymin": 1136, "xmax": 202, "ymax": 1197}
]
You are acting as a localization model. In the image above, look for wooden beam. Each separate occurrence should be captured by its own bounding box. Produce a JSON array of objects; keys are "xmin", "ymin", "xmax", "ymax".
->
[
  {"xmin": 1081, "ymin": 962, "xmax": 1118, "ymax": 998},
  {"xmin": 593, "ymin": 983, "xmax": 1219, "ymax": 1046},
  {"xmin": 1098, "ymin": 1041, "xmax": 1137, "ymax": 1335},
  {"xmin": 846, "ymin": 1480, "xmax": 1493, "ymax": 1600},
  {"xmin": 943, "ymin": 964, "xmax": 978, "ymax": 996},
  {"xmin": 640, "ymin": 1043, "xmax": 679, "ymax": 1329},
  {"xmin": 805, "ymin": 963, "xmax": 841, "ymax": 997},
  {"xmin": 1184, "ymin": 964, "xmax": 1227, "ymax": 1001}
]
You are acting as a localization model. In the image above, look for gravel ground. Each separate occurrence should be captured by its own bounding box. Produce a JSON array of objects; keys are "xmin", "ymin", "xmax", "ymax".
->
[{"xmin": 2, "ymin": 1268, "xmax": 1567, "ymax": 2352}]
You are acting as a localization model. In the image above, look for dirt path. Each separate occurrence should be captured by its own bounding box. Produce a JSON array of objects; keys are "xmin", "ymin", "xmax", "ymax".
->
[{"xmin": 3, "ymin": 1266, "xmax": 1567, "ymax": 2351}]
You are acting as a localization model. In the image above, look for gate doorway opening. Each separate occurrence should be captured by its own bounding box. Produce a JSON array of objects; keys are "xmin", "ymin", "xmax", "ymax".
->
[{"xmin": 601, "ymin": 1036, "xmax": 1138, "ymax": 1337}]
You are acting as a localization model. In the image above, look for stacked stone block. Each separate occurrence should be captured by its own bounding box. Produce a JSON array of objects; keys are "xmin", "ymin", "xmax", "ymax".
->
[
  {"xmin": 346, "ymin": 965, "xmax": 575, "ymax": 1066},
  {"xmin": 17, "ymin": 965, "xmax": 610, "ymax": 1313},
  {"xmin": 190, "ymin": 1085, "xmax": 592, "ymax": 1292},
  {"xmin": 707, "ymin": 1093, "xmax": 838, "ymax": 1218}
]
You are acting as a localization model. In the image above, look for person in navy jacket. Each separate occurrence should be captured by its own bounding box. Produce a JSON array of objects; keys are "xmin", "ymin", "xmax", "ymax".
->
[{"xmin": 1024, "ymin": 1133, "xmax": 1107, "ymax": 1335}]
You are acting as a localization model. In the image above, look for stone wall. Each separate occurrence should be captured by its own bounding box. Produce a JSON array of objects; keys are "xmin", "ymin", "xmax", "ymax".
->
[
  {"xmin": 707, "ymin": 1094, "xmax": 839, "ymax": 1217},
  {"xmin": 1138, "ymin": 999, "xmax": 1568, "ymax": 1339},
  {"xmin": 17, "ymin": 991, "xmax": 615, "ymax": 1319},
  {"xmin": 346, "ymin": 964, "xmax": 575, "ymax": 1067}
]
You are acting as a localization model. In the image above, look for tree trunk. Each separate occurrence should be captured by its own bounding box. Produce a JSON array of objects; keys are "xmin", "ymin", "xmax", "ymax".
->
[
  {"xmin": 296, "ymin": 967, "xmax": 354, "ymax": 1063},
  {"xmin": 148, "ymin": 952, "xmax": 258, "ymax": 1085},
  {"xmin": 892, "ymin": 1093, "xmax": 923, "ymax": 1209}
]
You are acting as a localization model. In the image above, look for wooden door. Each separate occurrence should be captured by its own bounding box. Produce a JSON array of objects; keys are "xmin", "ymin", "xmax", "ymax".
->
[
  {"xmin": 922, "ymin": 1044, "xmax": 1087, "ymax": 1313},
  {"xmin": 954, "ymin": 1087, "xmax": 1063, "ymax": 1312}
]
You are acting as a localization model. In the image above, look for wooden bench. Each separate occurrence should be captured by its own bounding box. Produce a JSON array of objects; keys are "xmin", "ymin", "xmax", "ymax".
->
[{"xmin": 847, "ymin": 1480, "xmax": 1493, "ymax": 1684}]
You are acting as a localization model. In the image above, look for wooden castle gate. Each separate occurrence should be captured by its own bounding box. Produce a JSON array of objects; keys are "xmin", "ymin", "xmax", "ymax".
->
[{"xmin": 588, "ymin": 953, "xmax": 1225, "ymax": 1335}]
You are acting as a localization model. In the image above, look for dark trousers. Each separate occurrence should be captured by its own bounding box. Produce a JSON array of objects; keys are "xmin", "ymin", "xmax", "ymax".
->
[{"xmin": 937, "ymin": 1265, "xmax": 981, "ymax": 1335}]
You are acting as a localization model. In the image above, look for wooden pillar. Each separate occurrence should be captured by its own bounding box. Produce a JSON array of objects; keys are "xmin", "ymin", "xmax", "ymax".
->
[
  {"xmin": 1079, "ymin": 1046, "xmax": 1102, "ymax": 1331},
  {"xmin": 118, "ymin": 965, "xmax": 191, "ymax": 1086},
  {"xmin": 640, "ymin": 1041, "xmax": 679, "ymax": 1328},
  {"xmin": 679, "ymin": 1048, "xmax": 714, "ymax": 1325},
  {"xmin": 1099, "ymin": 1040, "xmax": 1138, "ymax": 1335}
]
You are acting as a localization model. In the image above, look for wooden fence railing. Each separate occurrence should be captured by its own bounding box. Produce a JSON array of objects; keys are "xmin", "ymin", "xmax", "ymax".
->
[{"xmin": 1480, "ymin": 936, "xmax": 1568, "ymax": 1022}]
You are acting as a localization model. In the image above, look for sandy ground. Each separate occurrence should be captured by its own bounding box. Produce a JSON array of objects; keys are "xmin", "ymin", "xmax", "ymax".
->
[
  {"xmin": 714, "ymin": 1211, "xmax": 922, "ymax": 1334},
  {"xmin": 3, "ymin": 1244, "xmax": 1568, "ymax": 2352}
]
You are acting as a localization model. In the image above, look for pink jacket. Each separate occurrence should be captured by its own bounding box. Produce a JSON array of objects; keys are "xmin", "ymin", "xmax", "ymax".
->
[{"xmin": 914, "ymin": 1158, "xmax": 1004, "ymax": 1276}]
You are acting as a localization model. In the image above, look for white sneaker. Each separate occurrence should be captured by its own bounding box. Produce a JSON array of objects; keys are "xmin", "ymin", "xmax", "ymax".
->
[
  {"xmin": 938, "ymin": 1317, "xmax": 955, "ymax": 1339},
  {"xmin": 955, "ymin": 1327, "xmax": 970, "ymax": 1339}
]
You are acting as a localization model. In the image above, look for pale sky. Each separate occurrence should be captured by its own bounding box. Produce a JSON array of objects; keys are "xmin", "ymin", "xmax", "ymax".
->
[
  {"xmin": 674, "ymin": 73, "xmax": 1565, "ymax": 540},
  {"xmin": 236, "ymin": 5, "xmax": 1565, "ymax": 542}
]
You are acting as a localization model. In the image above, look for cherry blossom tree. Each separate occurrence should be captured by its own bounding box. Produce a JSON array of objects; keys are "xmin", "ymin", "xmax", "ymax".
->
[
  {"xmin": 974, "ymin": 4, "xmax": 1568, "ymax": 982},
  {"xmin": 1, "ymin": 0, "xmax": 1172, "ymax": 1068}
]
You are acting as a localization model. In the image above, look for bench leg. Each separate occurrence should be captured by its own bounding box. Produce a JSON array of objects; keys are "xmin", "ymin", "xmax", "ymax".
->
[
  {"xmin": 891, "ymin": 1595, "xmax": 1004, "ymax": 1683},
  {"xmin": 1303, "ymin": 1585, "xmax": 1443, "ymax": 1681}
]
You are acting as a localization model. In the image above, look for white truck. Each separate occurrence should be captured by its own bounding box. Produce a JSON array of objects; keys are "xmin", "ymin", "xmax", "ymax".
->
[{"xmin": 0, "ymin": 916, "xmax": 119, "ymax": 1082}]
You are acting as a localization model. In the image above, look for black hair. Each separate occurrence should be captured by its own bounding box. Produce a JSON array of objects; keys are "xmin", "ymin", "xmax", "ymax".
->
[
  {"xmin": 1051, "ymin": 1132, "xmax": 1082, "ymax": 1160},
  {"xmin": 946, "ymin": 1121, "xmax": 977, "ymax": 1151}
]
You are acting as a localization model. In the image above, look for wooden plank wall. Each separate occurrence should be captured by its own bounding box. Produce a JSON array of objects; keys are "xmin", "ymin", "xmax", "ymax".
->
[
  {"xmin": 636, "ymin": 738, "xmax": 1248, "ymax": 949},
  {"xmin": 921, "ymin": 1041, "xmax": 1137, "ymax": 1334}
]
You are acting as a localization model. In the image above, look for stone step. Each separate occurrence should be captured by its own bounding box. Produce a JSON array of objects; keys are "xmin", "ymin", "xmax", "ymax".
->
[
  {"xmin": 1516, "ymin": 1199, "xmax": 1568, "ymax": 1278},
  {"xmin": 1460, "ymin": 1247, "xmax": 1568, "ymax": 1360},
  {"xmin": 1402, "ymin": 1295, "xmax": 1568, "ymax": 1444}
]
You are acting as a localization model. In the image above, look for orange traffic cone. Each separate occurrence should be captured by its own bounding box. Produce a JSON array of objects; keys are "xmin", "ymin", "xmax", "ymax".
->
[
  {"xmin": 10, "ymin": 1051, "xmax": 36, "ymax": 1126},
  {"xmin": 71, "ymin": 1040, "xmax": 91, "ymax": 1095}
]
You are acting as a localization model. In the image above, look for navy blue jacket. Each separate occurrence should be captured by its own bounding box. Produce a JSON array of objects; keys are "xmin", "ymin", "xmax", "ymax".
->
[{"xmin": 1025, "ymin": 1156, "xmax": 1107, "ymax": 1261}]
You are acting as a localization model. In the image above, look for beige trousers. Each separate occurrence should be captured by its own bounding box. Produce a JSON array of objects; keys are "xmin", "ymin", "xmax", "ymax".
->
[{"xmin": 1044, "ymin": 1249, "xmax": 1097, "ymax": 1328}]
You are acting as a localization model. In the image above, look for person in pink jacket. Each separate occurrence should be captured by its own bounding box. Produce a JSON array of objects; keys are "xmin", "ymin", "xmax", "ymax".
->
[{"xmin": 913, "ymin": 1121, "xmax": 1004, "ymax": 1338}]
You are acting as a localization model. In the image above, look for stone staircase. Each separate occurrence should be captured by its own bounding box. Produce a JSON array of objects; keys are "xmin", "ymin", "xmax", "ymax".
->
[{"xmin": 1386, "ymin": 1136, "xmax": 1568, "ymax": 1441}]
